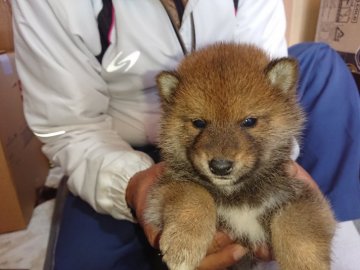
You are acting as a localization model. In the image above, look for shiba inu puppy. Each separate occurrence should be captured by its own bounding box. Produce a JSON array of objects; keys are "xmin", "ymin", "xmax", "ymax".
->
[{"xmin": 145, "ymin": 43, "xmax": 336, "ymax": 270}]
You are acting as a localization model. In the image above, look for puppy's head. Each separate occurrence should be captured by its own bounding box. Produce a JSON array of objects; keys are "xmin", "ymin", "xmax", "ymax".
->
[{"xmin": 157, "ymin": 43, "xmax": 304, "ymax": 187}]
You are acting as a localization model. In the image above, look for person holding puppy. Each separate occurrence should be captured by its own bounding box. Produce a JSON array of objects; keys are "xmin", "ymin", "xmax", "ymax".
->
[{"xmin": 12, "ymin": 0, "xmax": 360, "ymax": 269}]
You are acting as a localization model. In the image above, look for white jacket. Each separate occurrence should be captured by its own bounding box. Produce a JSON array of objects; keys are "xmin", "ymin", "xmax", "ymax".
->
[{"xmin": 12, "ymin": 0, "xmax": 288, "ymax": 221}]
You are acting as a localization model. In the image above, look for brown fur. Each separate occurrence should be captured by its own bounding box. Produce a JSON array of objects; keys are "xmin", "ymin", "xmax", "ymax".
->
[{"xmin": 144, "ymin": 43, "xmax": 336, "ymax": 270}]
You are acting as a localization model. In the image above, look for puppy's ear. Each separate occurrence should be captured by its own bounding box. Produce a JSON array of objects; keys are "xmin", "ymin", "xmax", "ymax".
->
[
  {"xmin": 156, "ymin": 71, "xmax": 180, "ymax": 103},
  {"xmin": 265, "ymin": 58, "xmax": 298, "ymax": 94}
]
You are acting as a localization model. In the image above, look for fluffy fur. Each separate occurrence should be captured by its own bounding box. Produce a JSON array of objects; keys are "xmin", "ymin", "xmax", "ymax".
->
[{"xmin": 144, "ymin": 43, "xmax": 336, "ymax": 270}]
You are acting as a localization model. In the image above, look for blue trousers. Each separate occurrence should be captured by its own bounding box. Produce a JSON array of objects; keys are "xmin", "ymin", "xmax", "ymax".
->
[{"xmin": 54, "ymin": 43, "xmax": 360, "ymax": 270}]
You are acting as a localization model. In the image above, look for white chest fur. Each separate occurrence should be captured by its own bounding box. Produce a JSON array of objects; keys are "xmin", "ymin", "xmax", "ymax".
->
[{"xmin": 217, "ymin": 204, "xmax": 269, "ymax": 245}]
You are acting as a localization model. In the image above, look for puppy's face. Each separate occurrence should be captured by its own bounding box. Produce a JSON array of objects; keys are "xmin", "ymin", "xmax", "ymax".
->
[{"xmin": 157, "ymin": 44, "xmax": 304, "ymax": 187}]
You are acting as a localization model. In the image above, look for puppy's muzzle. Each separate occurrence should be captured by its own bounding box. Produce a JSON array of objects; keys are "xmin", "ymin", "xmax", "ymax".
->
[{"xmin": 209, "ymin": 159, "xmax": 233, "ymax": 176}]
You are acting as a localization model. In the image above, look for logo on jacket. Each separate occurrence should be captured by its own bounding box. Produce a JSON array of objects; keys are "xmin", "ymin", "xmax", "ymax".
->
[{"xmin": 106, "ymin": 51, "xmax": 140, "ymax": 72}]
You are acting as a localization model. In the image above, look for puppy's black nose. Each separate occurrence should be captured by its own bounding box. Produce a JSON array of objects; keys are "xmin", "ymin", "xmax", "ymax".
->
[{"xmin": 209, "ymin": 159, "xmax": 233, "ymax": 176}]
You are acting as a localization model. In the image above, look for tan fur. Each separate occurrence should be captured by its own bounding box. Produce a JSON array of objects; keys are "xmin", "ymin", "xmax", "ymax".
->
[
  {"xmin": 146, "ymin": 181, "xmax": 216, "ymax": 270},
  {"xmin": 144, "ymin": 43, "xmax": 336, "ymax": 270},
  {"xmin": 271, "ymin": 187, "xmax": 336, "ymax": 270}
]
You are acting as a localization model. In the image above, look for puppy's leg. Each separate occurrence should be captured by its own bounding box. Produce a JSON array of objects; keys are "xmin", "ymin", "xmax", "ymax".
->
[
  {"xmin": 270, "ymin": 191, "xmax": 336, "ymax": 270},
  {"xmin": 145, "ymin": 181, "xmax": 217, "ymax": 270}
]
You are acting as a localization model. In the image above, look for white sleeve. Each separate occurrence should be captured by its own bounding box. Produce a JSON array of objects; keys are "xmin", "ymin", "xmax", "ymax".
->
[
  {"xmin": 234, "ymin": 0, "xmax": 288, "ymax": 58},
  {"xmin": 12, "ymin": 0, "xmax": 153, "ymax": 221}
]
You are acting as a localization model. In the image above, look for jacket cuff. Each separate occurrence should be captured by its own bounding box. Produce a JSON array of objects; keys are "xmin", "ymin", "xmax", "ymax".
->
[{"xmin": 95, "ymin": 151, "xmax": 154, "ymax": 222}]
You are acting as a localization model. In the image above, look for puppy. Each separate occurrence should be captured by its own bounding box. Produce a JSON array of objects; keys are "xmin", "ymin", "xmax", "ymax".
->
[{"xmin": 145, "ymin": 43, "xmax": 336, "ymax": 270}]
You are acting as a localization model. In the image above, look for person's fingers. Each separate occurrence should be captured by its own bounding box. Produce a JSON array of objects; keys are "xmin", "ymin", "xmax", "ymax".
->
[
  {"xmin": 254, "ymin": 244, "xmax": 272, "ymax": 261},
  {"xmin": 143, "ymin": 223, "xmax": 161, "ymax": 248},
  {"xmin": 207, "ymin": 231, "xmax": 234, "ymax": 254},
  {"xmin": 198, "ymin": 244, "xmax": 247, "ymax": 270},
  {"xmin": 126, "ymin": 162, "xmax": 166, "ymax": 208},
  {"xmin": 286, "ymin": 161, "xmax": 319, "ymax": 190},
  {"xmin": 125, "ymin": 162, "xmax": 166, "ymax": 249},
  {"xmin": 152, "ymin": 161, "xmax": 166, "ymax": 176}
]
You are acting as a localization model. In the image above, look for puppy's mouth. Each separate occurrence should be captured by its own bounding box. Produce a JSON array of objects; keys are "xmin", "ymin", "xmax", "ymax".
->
[
  {"xmin": 193, "ymin": 165, "xmax": 237, "ymax": 187},
  {"xmin": 191, "ymin": 155, "xmax": 251, "ymax": 186},
  {"xmin": 210, "ymin": 176, "xmax": 236, "ymax": 186},
  {"xmin": 201, "ymin": 165, "xmax": 250, "ymax": 187}
]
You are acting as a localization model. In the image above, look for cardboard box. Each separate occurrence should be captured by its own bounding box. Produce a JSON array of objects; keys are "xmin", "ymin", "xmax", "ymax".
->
[
  {"xmin": 0, "ymin": 0, "xmax": 14, "ymax": 52},
  {"xmin": 0, "ymin": 52, "xmax": 49, "ymax": 233},
  {"xmin": 315, "ymin": 0, "xmax": 360, "ymax": 88}
]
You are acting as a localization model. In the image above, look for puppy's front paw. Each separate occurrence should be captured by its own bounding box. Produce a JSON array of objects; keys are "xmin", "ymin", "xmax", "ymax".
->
[
  {"xmin": 160, "ymin": 223, "xmax": 212, "ymax": 270},
  {"xmin": 147, "ymin": 181, "xmax": 217, "ymax": 270}
]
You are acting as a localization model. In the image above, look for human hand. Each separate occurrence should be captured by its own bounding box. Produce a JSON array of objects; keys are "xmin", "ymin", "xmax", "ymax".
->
[
  {"xmin": 197, "ymin": 231, "xmax": 278, "ymax": 270},
  {"xmin": 126, "ymin": 162, "xmax": 270, "ymax": 269},
  {"xmin": 126, "ymin": 161, "xmax": 315, "ymax": 269},
  {"xmin": 125, "ymin": 162, "xmax": 165, "ymax": 247},
  {"xmin": 286, "ymin": 161, "xmax": 319, "ymax": 191},
  {"xmin": 126, "ymin": 163, "xmax": 248, "ymax": 269},
  {"xmin": 196, "ymin": 231, "xmax": 246, "ymax": 270}
]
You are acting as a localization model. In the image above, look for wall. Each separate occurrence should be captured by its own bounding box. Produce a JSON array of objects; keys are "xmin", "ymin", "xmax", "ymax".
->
[{"xmin": 284, "ymin": 0, "xmax": 322, "ymax": 46}]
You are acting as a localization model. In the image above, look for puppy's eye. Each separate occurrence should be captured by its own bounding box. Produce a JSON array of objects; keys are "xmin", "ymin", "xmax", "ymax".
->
[
  {"xmin": 241, "ymin": 117, "xmax": 257, "ymax": 128},
  {"xmin": 192, "ymin": 119, "xmax": 207, "ymax": 129}
]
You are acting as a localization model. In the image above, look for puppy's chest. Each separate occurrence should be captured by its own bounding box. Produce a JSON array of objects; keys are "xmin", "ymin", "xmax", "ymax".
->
[{"xmin": 217, "ymin": 203, "xmax": 274, "ymax": 246}]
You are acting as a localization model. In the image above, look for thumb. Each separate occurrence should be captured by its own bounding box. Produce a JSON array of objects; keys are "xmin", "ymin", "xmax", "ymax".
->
[
  {"xmin": 198, "ymin": 244, "xmax": 247, "ymax": 270},
  {"xmin": 286, "ymin": 161, "xmax": 319, "ymax": 190},
  {"xmin": 142, "ymin": 222, "xmax": 161, "ymax": 248}
]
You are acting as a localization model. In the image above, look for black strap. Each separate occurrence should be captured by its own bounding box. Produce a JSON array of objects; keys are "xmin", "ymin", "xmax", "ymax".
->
[
  {"xmin": 174, "ymin": 0, "xmax": 185, "ymax": 24},
  {"xmin": 233, "ymin": 0, "xmax": 239, "ymax": 11},
  {"xmin": 43, "ymin": 176, "xmax": 69, "ymax": 270},
  {"xmin": 96, "ymin": 0, "xmax": 113, "ymax": 63}
]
